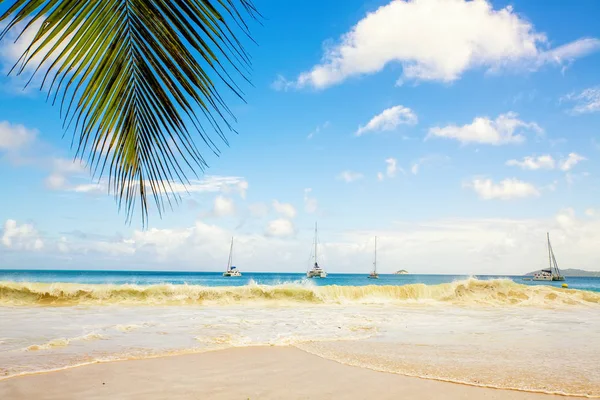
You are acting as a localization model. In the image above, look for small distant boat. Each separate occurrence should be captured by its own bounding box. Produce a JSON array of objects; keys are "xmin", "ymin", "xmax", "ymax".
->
[
  {"xmin": 368, "ymin": 236, "xmax": 379, "ymax": 279},
  {"xmin": 532, "ymin": 233, "xmax": 565, "ymax": 282},
  {"xmin": 223, "ymin": 237, "xmax": 242, "ymax": 277},
  {"xmin": 307, "ymin": 222, "xmax": 327, "ymax": 278}
]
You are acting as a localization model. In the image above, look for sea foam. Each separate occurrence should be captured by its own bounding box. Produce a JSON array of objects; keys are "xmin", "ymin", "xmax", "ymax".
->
[{"xmin": 1, "ymin": 278, "xmax": 599, "ymax": 307}]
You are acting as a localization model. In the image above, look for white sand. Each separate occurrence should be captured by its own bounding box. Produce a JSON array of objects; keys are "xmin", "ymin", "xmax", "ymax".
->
[{"xmin": 0, "ymin": 346, "xmax": 584, "ymax": 400}]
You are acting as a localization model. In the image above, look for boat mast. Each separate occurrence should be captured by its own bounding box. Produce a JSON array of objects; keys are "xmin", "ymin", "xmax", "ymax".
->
[
  {"xmin": 227, "ymin": 237, "xmax": 234, "ymax": 272},
  {"xmin": 374, "ymin": 236, "xmax": 377, "ymax": 274},
  {"xmin": 547, "ymin": 232, "xmax": 552, "ymax": 273},
  {"xmin": 314, "ymin": 222, "xmax": 318, "ymax": 266}
]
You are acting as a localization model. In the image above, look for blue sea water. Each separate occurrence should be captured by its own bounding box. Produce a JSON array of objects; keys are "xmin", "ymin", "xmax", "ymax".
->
[
  {"xmin": 1, "ymin": 269, "xmax": 599, "ymax": 292},
  {"xmin": 2, "ymin": 269, "xmax": 600, "ymax": 395}
]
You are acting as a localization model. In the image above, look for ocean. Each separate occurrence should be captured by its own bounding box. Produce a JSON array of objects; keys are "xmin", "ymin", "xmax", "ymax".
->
[{"xmin": 1, "ymin": 270, "xmax": 600, "ymax": 397}]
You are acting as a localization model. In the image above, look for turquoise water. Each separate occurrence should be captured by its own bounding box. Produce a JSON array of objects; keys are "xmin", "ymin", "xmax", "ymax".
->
[
  {"xmin": 2, "ymin": 269, "xmax": 600, "ymax": 395},
  {"xmin": 1, "ymin": 269, "xmax": 599, "ymax": 292}
]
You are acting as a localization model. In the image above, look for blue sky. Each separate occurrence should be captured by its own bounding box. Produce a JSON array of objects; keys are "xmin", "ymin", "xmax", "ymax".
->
[{"xmin": 1, "ymin": 0, "xmax": 599, "ymax": 273}]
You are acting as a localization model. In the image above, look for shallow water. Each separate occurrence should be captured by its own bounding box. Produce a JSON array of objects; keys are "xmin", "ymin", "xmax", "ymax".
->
[{"xmin": 1, "ymin": 272, "xmax": 599, "ymax": 397}]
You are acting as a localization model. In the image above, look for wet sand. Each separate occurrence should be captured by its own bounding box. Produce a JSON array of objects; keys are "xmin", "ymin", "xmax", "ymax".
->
[{"xmin": 0, "ymin": 346, "xmax": 584, "ymax": 400}]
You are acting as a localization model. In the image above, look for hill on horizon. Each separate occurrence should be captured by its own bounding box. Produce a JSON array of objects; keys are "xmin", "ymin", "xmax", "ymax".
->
[{"xmin": 525, "ymin": 268, "xmax": 600, "ymax": 277}]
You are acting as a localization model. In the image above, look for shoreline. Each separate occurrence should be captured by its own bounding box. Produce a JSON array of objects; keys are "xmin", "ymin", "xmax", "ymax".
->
[{"xmin": 0, "ymin": 346, "xmax": 590, "ymax": 400}]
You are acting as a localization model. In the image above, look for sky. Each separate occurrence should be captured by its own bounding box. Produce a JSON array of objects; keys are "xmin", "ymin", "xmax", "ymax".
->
[{"xmin": 1, "ymin": 0, "xmax": 600, "ymax": 274}]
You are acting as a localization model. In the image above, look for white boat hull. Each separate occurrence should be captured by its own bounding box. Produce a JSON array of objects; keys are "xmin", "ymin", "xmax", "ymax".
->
[
  {"xmin": 307, "ymin": 271, "xmax": 327, "ymax": 278},
  {"xmin": 223, "ymin": 271, "xmax": 242, "ymax": 277},
  {"xmin": 533, "ymin": 275, "xmax": 552, "ymax": 281}
]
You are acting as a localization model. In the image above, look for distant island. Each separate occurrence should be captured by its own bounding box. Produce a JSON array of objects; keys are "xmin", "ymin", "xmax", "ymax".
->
[
  {"xmin": 395, "ymin": 270, "xmax": 409, "ymax": 275},
  {"xmin": 525, "ymin": 268, "xmax": 600, "ymax": 277}
]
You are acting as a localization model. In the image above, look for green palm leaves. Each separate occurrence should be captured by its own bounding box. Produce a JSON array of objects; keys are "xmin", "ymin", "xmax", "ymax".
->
[{"xmin": 0, "ymin": 0, "xmax": 259, "ymax": 224}]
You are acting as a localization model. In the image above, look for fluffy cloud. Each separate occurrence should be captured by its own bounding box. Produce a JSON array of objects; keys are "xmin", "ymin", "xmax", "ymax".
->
[
  {"xmin": 212, "ymin": 196, "xmax": 235, "ymax": 217},
  {"xmin": 44, "ymin": 163, "xmax": 250, "ymax": 200},
  {"xmin": 506, "ymin": 155, "xmax": 555, "ymax": 170},
  {"xmin": 0, "ymin": 121, "xmax": 37, "ymax": 150},
  {"xmin": 304, "ymin": 188, "xmax": 318, "ymax": 214},
  {"xmin": 1, "ymin": 219, "xmax": 44, "ymax": 251},
  {"xmin": 559, "ymin": 153, "xmax": 586, "ymax": 171},
  {"xmin": 385, "ymin": 158, "xmax": 398, "ymax": 178},
  {"xmin": 356, "ymin": 105, "xmax": 417, "ymax": 136},
  {"xmin": 265, "ymin": 218, "xmax": 296, "ymax": 238},
  {"xmin": 466, "ymin": 178, "xmax": 540, "ymax": 200},
  {"xmin": 562, "ymin": 86, "xmax": 600, "ymax": 114},
  {"xmin": 44, "ymin": 158, "xmax": 88, "ymax": 190},
  {"xmin": 4, "ymin": 209, "xmax": 600, "ymax": 274},
  {"xmin": 428, "ymin": 112, "xmax": 542, "ymax": 145},
  {"xmin": 282, "ymin": 0, "xmax": 599, "ymax": 89},
  {"xmin": 337, "ymin": 170, "xmax": 364, "ymax": 183},
  {"xmin": 0, "ymin": 18, "xmax": 77, "ymax": 93},
  {"xmin": 377, "ymin": 158, "xmax": 403, "ymax": 181},
  {"xmin": 506, "ymin": 153, "xmax": 586, "ymax": 171},
  {"xmin": 273, "ymin": 200, "xmax": 297, "ymax": 219}
]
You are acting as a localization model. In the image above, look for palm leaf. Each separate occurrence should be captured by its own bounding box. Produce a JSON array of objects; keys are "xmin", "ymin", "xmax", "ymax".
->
[{"xmin": 0, "ymin": 0, "xmax": 260, "ymax": 225}]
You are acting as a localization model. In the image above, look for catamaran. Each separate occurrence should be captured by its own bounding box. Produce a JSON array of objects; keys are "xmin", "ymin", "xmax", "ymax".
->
[
  {"xmin": 223, "ymin": 237, "xmax": 242, "ymax": 277},
  {"xmin": 368, "ymin": 236, "xmax": 379, "ymax": 279},
  {"xmin": 307, "ymin": 222, "xmax": 327, "ymax": 278},
  {"xmin": 533, "ymin": 232, "xmax": 565, "ymax": 281}
]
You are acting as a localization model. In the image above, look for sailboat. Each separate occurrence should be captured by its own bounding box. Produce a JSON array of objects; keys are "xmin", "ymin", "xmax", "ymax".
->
[
  {"xmin": 307, "ymin": 222, "xmax": 327, "ymax": 278},
  {"xmin": 223, "ymin": 237, "xmax": 241, "ymax": 277},
  {"xmin": 368, "ymin": 236, "xmax": 379, "ymax": 279},
  {"xmin": 533, "ymin": 232, "xmax": 565, "ymax": 281}
]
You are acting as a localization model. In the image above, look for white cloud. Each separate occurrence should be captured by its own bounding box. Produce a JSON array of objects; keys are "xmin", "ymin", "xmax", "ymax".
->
[
  {"xmin": 466, "ymin": 178, "xmax": 540, "ymax": 200},
  {"xmin": 1, "ymin": 219, "xmax": 44, "ymax": 251},
  {"xmin": 307, "ymin": 121, "xmax": 330, "ymax": 140},
  {"xmin": 378, "ymin": 158, "xmax": 405, "ymax": 181},
  {"xmin": 44, "ymin": 157, "xmax": 89, "ymax": 190},
  {"xmin": 0, "ymin": 19, "xmax": 47, "ymax": 72},
  {"xmin": 559, "ymin": 153, "xmax": 586, "ymax": 171},
  {"xmin": 538, "ymin": 38, "xmax": 600, "ymax": 68},
  {"xmin": 248, "ymin": 203, "xmax": 269, "ymax": 218},
  {"xmin": 0, "ymin": 121, "xmax": 37, "ymax": 150},
  {"xmin": 212, "ymin": 196, "xmax": 235, "ymax": 217},
  {"xmin": 356, "ymin": 105, "xmax": 417, "ymax": 136},
  {"xmin": 304, "ymin": 188, "xmax": 318, "ymax": 214},
  {"xmin": 565, "ymin": 171, "xmax": 590, "ymax": 187},
  {"xmin": 506, "ymin": 155, "xmax": 555, "ymax": 170},
  {"xmin": 270, "ymin": 74, "xmax": 295, "ymax": 92},
  {"xmin": 5, "ymin": 209, "xmax": 600, "ymax": 274},
  {"xmin": 585, "ymin": 208, "xmax": 597, "ymax": 218},
  {"xmin": 282, "ymin": 0, "xmax": 598, "ymax": 89},
  {"xmin": 0, "ymin": 18, "xmax": 76, "ymax": 93},
  {"xmin": 337, "ymin": 170, "xmax": 364, "ymax": 183},
  {"xmin": 385, "ymin": 158, "xmax": 398, "ymax": 178},
  {"xmin": 428, "ymin": 112, "xmax": 542, "ymax": 145},
  {"xmin": 265, "ymin": 218, "xmax": 296, "ymax": 238},
  {"xmin": 45, "ymin": 174, "xmax": 68, "ymax": 190},
  {"xmin": 410, "ymin": 155, "xmax": 450, "ymax": 175},
  {"xmin": 562, "ymin": 86, "xmax": 600, "ymax": 114},
  {"xmin": 45, "ymin": 168, "xmax": 249, "ymax": 200},
  {"xmin": 505, "ymin": 153, "xmax": 586, "ymax": 172},
  {"xmin": 273, "ymin": 200, "xmax": 297, "ymax": 219}
]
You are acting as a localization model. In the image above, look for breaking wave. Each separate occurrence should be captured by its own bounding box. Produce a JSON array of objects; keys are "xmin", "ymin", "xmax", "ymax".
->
[
  {"xmin": 1, "ymin": 279, "xmax": 599, "ymax": 307},
  {"xmin": 25, "ymin": 333, "xmax": 105, "ymax": 351}
]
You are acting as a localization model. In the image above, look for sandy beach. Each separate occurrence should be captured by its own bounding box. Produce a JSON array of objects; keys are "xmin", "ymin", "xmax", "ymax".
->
[{"xmin": 0, "ymin": 346, "xmax": 585, "ymax": 400}]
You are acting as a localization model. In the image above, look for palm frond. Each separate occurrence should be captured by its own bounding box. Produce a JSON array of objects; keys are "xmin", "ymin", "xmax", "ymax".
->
[{"xmin": 0, "ymin": 0, "xmax": 260, "ymax": 225}]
